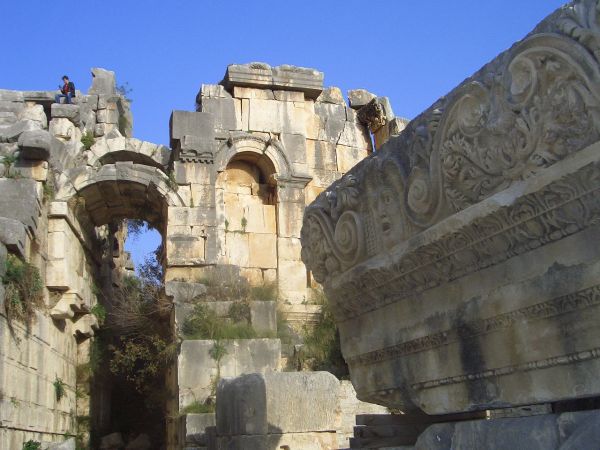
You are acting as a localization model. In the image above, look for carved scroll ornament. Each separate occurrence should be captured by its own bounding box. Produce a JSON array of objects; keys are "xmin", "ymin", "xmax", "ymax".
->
[{"xmin": 301, "ymin": 0, "xmax": 600, "ymax": 293}]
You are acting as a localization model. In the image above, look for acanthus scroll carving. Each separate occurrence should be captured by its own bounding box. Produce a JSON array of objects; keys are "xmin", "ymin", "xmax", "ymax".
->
[{"xmin": 301, "ymin": 0, "xmax": 600, "ymax": 292}]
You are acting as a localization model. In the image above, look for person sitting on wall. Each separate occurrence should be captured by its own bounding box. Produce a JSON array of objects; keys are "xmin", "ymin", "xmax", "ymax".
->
[{"xmin": 54, "ymin": 75, "xmax": 75, "ymax": 104}]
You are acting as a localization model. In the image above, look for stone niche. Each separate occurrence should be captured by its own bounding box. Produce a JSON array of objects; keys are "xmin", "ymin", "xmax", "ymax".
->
[{"xmin": 301, "ymin": 0, "xmax": 600, "ymax": 417}]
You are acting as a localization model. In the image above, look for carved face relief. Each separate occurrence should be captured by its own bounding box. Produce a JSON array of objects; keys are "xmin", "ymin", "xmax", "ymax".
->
[{"xmin": 366, "ymin": 159, "xmax": 407, "ymax": 250}]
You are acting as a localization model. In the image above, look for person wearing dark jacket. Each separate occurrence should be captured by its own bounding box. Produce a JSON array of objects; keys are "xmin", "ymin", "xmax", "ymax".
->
[{"xmin": 55, "ymin": 75, "xmax": 75, "ymax": 104}]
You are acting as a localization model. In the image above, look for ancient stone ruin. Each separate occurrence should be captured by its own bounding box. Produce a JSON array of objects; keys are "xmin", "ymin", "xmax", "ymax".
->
[{"xmin": 3, "ymin": 1, "xmax": 600, "ymax": 449}]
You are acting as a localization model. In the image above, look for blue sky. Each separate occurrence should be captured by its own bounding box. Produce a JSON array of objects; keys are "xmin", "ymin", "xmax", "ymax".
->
[{"xmin": 0, "ymin": 0, "xmax": 566, "ymax": 267}]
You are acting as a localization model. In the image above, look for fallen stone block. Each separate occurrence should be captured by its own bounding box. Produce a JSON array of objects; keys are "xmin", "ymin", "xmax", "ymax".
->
[
  {"xmin": 0, "ymin": 119, "xmax": 41, "ymax": 143},
  {"xmin": 216, "ymin": 371, "xmax": 339, "ymax": 436},
  {"xmin": 0, "ymin": 178, "xmax": 40, "ymax": 235},
  {"xmin": 17, "ymin": 129, "xmax": 52, "ymax": 160},
  {"xmin": 0, "ymin": 217, "xmax": 27, "ymax": 256},
  {"xmin": 51, "ymin": 103, "xmax": 80, "ymax": 124},
  {"xmin": 348, "ymin": 89, "xmax": 376, "ymax": 109}
]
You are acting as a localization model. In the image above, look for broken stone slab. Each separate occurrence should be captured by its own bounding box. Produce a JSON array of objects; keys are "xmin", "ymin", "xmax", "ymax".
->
[
  {"xmin": 17, "ymin": 129, "xmax": 52, "ymax": 160},
  {"xmin": 317, "ymin": 87, "xmax": 345, "ymax": 105},
  {"xmin": 0, "ymin": 217, "xmax": 27, "ymax": 256},
  {"xmin": 0, "ymin": 89, "xmax": 24, "ymax": 102},
  {"xmin": 0, "ymin": 178, "xmax": 41, "ymax": 235},
  {"xmin": 0, "ymin": 119, "xmax": 41, "ymax": 143},
  {"xmin": 348, "ymin": 89, "xmax": 376, "ymax": 109},
  {"xmin": 216, "ymin": 371, "xmax": 339, "ymax": 436},
  {"xmin": 89, "ymin": 67, "xmax": 116, "ymax": 96},
  {"xmin": 222, "ymin": 62, "xmax": 324, "ymax": 99},
  {"xmin": 413, "ymin": 409, "xmax": 600, "ymax": 450}
]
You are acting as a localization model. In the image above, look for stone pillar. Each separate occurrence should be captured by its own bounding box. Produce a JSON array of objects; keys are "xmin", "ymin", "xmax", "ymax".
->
[{"xmin": 276, "ymin": 176, "xmax": 311, "ymax": 303}]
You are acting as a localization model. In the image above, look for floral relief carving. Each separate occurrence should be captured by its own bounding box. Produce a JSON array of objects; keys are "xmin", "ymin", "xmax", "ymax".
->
[{"xmin": 301, "ymin": 0, "xmax": 600, "ymax": 299}]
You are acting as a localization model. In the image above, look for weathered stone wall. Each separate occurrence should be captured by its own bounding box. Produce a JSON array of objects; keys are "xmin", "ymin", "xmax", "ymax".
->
[
  {"xmin": 0, "ymin": 69, "xmax": 140, "ymax": 447},
  {"xmin": 167, "ymin": 63, "xmax": 374, "ymax": 304}
]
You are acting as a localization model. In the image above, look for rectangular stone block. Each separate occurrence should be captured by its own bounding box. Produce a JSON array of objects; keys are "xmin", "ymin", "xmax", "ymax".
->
[
  {"xmin": 250, "ymin": 301, "xmax": 277, "ymax": 334},
  {"xmin": 336, "ymin": 144, "xmax": 367, "ymax": 173},
  {"xmin": 199, "ymin": 97, "xmax": 239, "ymax": 131},
  {"xmin": 178, "ymin": 339, "xmax": 280, "ymax": 407},
  {"xmin": 170, "ymin": 111, "xmax": 216, "ymax": 146},
  {"xmin": 51, "ymin": 104, "xmax": 80, "ymax": 124},
  {"xmin": 248, "ymin": 98, "xmax": 305, "ymax": 135},
  {"xmin": 280, "ymin": 133, "xmax": 307, "ymax": 164},
  {"xmin": 306, "ymin": 140, "xmax": 337, "ymax": 171},
  {"xmin": 223, "ymin": 63, "xmax": 323, "ymax": 99},
  {"xmin": 0, "ymin": 178, "xmax": 41, "ymax": 235},
  {"xmin": 245, "ymin": 204, "xmax": 276, "ymax": 234},
  {"xmin": 224, "ymin": 232, "xmax": 249, "ymax": 267},
  {"xmin": 0, "ymin": 89, "xmax": 24, "ymax": 102},
  {"xmin": 183, "ymin": 413, "xmax": 216, "ymax": 446},
  {"xmin": 96, "ymin": 108, "xmax": 119, "ymax": 124},
  {"xmin": 166, "ymin": 234, "xmax": 205, "ymax": 266},
  {"xmin": 0, "ymin": 217, "xmax": 28, "ymax": 256},
  {"xmin": 233, "ymin": 86, "xmax": 274, "ymax": 100},
  {"xmin": 216, "ymin": 371, "xmax": 339, "ymax": 436},
  {"xmin": 199, "ymin": 84, "xmax": 232, "ymax": 99},
  {"xmin": 248, "ymin": 233, "xmax": 277, "ymax": 269}
]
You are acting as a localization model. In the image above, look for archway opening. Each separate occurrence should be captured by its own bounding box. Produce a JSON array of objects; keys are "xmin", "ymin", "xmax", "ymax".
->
[
  {"xmin": 70, "ymin": 177, "xmax": 172, "ymax": 449},
  {"xmin": 217, "ymin": 151, "xmax": 279, "ymax": 287}
]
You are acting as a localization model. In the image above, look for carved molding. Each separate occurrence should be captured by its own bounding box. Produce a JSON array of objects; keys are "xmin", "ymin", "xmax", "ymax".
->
[
  {"xmin": 347, "ymin": 284, "xmax": 600, "ymax": 367},
  {"xmin": 301, "ymin": 0, "xmax": 600, "ymax": 301}
]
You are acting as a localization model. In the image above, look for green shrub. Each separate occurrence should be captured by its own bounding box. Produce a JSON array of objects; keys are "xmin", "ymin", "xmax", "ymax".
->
[
  {"xmin": 22, "ymin": 441, "xmax": 41, "ymax": 450},
  {"xmin": 249, "ymin": 282, "xmax": 277, "ymax": 301},
  {"xmin": 180, "ymin": 400, "xmax": 215, "ymax": 415},
  {"xmin": 182, "ymin": 303, "xmax": 259, "ymax": 340},
  {"xmin": 91, "ymin": 304, "xmax": 106, "ymax": 326},
  {"xmin": 109, "ymin": 335, "xmax": 175, "ymax": 393},
  {"xmin": 228, "ymin": 301, "xmax": 250, "ymax": 323},
  {"xmin": 53, "ymin": 376, "xmax": 66, "ymax": 402},
  {"xmin": 80, "ymin": 131, "xmax": 95, "ymax": 150},
  {"xmin": 2, "ymin": 254, "xmax": 44, "ymax": 323},
  {"xmin": 301, "ymin": 298, "xmax": 349, "ymax": 379}
]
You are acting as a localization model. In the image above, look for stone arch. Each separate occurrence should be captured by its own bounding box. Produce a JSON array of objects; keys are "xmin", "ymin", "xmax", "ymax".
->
[
  {"xmin": 85, "ymin": 136, "xmax": 171, "ymax": 170},
  {"xmin": 215, "ymin": 133, "xmax": 292, "ymax": 179},
  {"xmin": 55, "ymin": 162, "xmax": 184, "ymax": 229}
]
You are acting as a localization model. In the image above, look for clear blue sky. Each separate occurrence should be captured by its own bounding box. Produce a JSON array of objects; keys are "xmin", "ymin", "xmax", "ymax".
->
[{"xmin": 0, "ymin": 0, "xmax": 566, "ymax": 267}]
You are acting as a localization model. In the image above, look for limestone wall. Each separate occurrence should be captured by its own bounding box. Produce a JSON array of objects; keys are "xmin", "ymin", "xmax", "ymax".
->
[
  {"xmin": 167, "ymin": 63, "xmax": 374, "ymax": 304},
  {"xmin": 0, "ymin": 69, "xmax": 136, "ymax": 447}
]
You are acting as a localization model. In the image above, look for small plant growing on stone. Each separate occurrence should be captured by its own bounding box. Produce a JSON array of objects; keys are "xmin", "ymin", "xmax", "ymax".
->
[
  {"xmin": 22, "ymin": 440, "xmax": 42, "ymax": 450},
  {"xmin": 2, "ymin": 254, "xmax": 44, "ymax": 324},
  {"xmin": 167, "ymin": 170, "xmax": 178, "ymax": 191},
  {"xmin": 80, "ymin": 131, "xmax": 95, "ymax": 150},
  {"xmin": 224, "ymin": 219, "xmax": 229, "ymax": 232},
  {"xmin": 91, "ymin": 304, "xmax": 107, "ymax": 326},
  {"xmin": 2, "ymin": 154, "xmax": 18, "ymax": 178},
  {"xmin": 42, "ymin": 181, "xmax": 54, "ymax": 202},
  {"xmin": 228, "ymin": 300, "xmax": 251, "ymax": 324},
  {"xmin": 53, "ymin": 376, "xmax": 66, "ymax": 402},
  {"xmin": 241, "ymin": 217, "xmax": 247, "ymax": 232}
]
